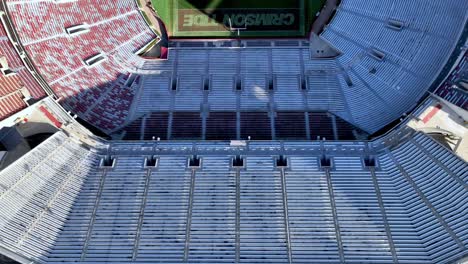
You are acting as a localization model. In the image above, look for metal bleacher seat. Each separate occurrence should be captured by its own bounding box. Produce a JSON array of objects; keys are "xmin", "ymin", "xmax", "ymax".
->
[
  {"xmin": 0, "ymin": 132, "xmax": 97, "ymax": 262},
  {"xmin": 0, "ymin": 131, "xmax": 466, "ymax": 263}
]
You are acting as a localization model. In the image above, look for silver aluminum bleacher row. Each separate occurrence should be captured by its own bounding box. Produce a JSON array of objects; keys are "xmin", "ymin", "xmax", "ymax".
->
[
  {"xmin": 0, "ymin": 132, "xmax": 97, "ymax": 263},
  {"xmin": 0, "ymin": 131, "xmax": 466, "ymax": 263},
  {"xmin": 132, "ymin": 0, "xmax": 467, "ymax": 135},
  {"xmin": 3, "ymin": 0, "xmax": 467, "ymax": 135}
]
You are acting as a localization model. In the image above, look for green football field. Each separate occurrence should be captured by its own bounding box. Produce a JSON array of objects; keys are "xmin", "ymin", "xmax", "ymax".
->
[{"xmin": 152, "ymin": 0, "xmax": 326, "ymax": 38}]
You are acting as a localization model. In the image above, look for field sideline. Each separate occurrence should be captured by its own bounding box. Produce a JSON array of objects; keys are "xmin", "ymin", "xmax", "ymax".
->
[{"xmin": 152, "ymin": 0, "xmax": 326, "ymax": 38}]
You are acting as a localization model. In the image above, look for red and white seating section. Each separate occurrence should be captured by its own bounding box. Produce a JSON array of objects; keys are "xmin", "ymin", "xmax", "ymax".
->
[
  {"xmin": 0, "ymin": 23, "xmax": 45, "ymax": 120},
  {"xmin": 6, "ymin": 0, "xmax": 156, "ymax": 130}
]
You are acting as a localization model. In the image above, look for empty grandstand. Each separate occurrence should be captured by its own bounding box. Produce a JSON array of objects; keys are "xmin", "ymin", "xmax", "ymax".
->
[
  {"xmin": 0, "ymin": 0, "xmax": 467, "ymax": 263},
  {"xmin": 0, "ymin": 127, "xmax": 467, "ymax": 263},
  {"xmin": 1, "ymin": 0, "xmax": 465, "ymax": 136}
]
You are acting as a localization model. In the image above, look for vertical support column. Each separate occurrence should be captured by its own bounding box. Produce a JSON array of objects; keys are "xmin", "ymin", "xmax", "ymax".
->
[
  {"xmin": 279, "ymin": 168, "xmax": 292, "ymax": 264},
  {"xmin": 201, "ymin": 70, "xmax": 210, "ymax": 141},
  {"xmin": 132, "ymin": 168, "xmax": 153, "ymax": 261},
  {"xmin": 304, "ymin": 112, "xmax": 311, "ymax": 140},
  {"xmin": 140, "ymin": 115, "xmax": 147, "ymax": 140},
  {"xmin": 269, "ymin": 73, "xmax": 277, "ymax": 141},
  {"xmin": 299, "ymin": 49, "xmax": 309, "ymax": 117},
  {"xmin": 324, "ymin": 169, "xmax": 345, "ymax": 263},
  {"xmin": 268, "ymin": 48, "xmax": 274, "ymax": 76},
  {"xmin": 236, "ymin": 48, "xmax": 242, "ymax": 140},
  {"xmin": 236, "ymin": 95, "xmax": 241, "ymax": 140},
  {"xmin": 183, "ymin": 169, "xmax": 197, "ymax": 262},
  {"xmin": 235, "ymin": 169, "xmax": 241, "ymax": 262},
  {"xmin": 126, "ymin": 75, "xmax": 146, "ymax": 122},
  {"xmin": 201, "ymin": 112, "xmax": 207, "ymax": 140},
  {"xmin": 330, "ymin": 114, "xmax": 339, "ymax": 140},
  {"xmin": 168, "ymin": 48, "xmax": 177, "ymax": 138},
  {"xmin": 299, "ymin": 48, "xmax": 305, "ymax": 77},
  {"xmin": 167, "ymin": 112, "xmax": 173, "ymax": 140},
  {"xmin": 369, "ymin": 167, "xmax": 398, "ymax": 263},
  {"xmin": 80, "ymin": 169, "xmax": 108, "ymax": 261},
  {"xmin": 270, "ymin": 111, "xmax": 276, "ymax": 140}
]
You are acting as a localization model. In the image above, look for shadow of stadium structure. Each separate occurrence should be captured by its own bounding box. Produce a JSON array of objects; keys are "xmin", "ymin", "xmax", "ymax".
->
[
  {"xmin": 2, "ymin": 0, "xmax": 466, "ymax": 143},
  {"xmin": 57, "ymin": 75, "xmax": 368, "ymax": 141}
]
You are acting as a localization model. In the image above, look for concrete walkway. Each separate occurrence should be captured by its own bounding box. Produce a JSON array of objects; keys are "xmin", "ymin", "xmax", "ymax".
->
[
  {"xmin": 136, "ymin": 0, "xmax": 163, "ymax": 37},
  {"xmin": 308, "ymin": 0, "xmax": 341, "ymax": 59},
  {"xmin": 311, "ymin": 0, "xmax": 339, "ymax": 35}
]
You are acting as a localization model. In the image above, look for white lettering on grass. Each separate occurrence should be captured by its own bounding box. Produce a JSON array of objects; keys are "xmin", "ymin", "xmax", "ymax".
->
[{"xmin": 183, "ymin": 13, "xmax": 296, "ymax": 27}]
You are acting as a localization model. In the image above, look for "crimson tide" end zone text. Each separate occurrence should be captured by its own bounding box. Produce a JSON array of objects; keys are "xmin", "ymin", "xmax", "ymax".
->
[{"xmin": 177, "ymin": 9, "xmax": 301, "ymax": 32}]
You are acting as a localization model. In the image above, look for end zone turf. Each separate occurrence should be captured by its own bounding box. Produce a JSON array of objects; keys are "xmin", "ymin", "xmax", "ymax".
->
[{"xmin": 152, "ymin": 0, "xmax": 326, "ymax": 38}]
